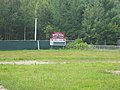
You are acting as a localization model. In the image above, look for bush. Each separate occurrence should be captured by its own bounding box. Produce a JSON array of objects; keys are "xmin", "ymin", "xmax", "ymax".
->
[{"xmin": 66, "ymin": 39, "xmax": 88, "ymax": 50}]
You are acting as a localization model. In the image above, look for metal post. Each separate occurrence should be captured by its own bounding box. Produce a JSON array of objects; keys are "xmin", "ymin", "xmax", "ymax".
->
[
  {"xmin": 34, "ymin": 18, "xmax": 37, "ymax": 41},
  {"xmin": 37, "ymin": 40, "xmax": 40, "ymax": 50}
]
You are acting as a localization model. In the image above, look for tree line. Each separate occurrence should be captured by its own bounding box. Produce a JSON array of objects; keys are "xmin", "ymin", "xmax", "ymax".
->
[{"xmin": 0, "ymin": 0, "xmax": 120, "ymax": 45}]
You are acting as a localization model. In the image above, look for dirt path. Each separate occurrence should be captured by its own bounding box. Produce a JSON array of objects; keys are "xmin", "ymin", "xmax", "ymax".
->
[
  {"xmin": 0, "ymin": 60, "xmax": 120, "ymax": 65},
  {"xmin": 0, "ymin": 61, "xmax": 66, "ymax": 65}
]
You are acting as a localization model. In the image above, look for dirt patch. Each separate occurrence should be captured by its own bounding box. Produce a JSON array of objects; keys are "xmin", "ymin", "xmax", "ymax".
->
[
  {"xmin": 0, "ymin": 61, "xmax": 66, "ymax": 65},
  {"xmin": 106, "ymin": 70, "xmax": 120, "ymax": 75},
  {"xmin": 0, "ymin": 84, "xmax": 7, "ymax": 90}
]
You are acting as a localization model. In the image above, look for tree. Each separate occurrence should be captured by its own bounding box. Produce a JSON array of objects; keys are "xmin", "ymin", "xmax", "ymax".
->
[
  {"xmin": 81, "ymin": 0, "xmax": 104, "ymax": 44},
  {"xmin": 99, "ymin": 0, "xmax": 120, "ymax": 44}
]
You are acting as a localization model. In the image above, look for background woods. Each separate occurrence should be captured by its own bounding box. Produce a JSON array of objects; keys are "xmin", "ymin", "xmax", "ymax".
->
[{"xmin": 0, "ymin": 0, "xmax": 120, "ymax": 45}]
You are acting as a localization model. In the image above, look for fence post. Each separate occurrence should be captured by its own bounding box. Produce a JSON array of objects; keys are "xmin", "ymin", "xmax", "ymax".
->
[{"xmin": 37, "ymin": 40, "xmax": 40, "ymax": 50}]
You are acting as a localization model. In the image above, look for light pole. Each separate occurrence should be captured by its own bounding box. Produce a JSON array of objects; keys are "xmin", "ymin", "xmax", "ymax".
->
[
  {"xmin": 35, "ymin": 18, "xmax": 40, "ymax": 50},
  {"xmin": 34, "ymin": 18, "xmax": 37, "ymax": 41}
]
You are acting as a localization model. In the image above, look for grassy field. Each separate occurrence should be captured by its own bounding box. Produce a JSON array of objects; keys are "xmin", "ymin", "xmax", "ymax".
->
[
  {"xmin": 0, "ymin": 50, "xmax": 120, "ymax": 61},
  {"xmin": 0, "ymin": 50, "xmax": 120, "ymax": 90}
]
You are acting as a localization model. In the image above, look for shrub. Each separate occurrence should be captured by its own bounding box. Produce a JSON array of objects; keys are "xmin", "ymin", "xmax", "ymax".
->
[{"xmin": 66, "ymin": 39, "xmax": 88, "ymax": 50}]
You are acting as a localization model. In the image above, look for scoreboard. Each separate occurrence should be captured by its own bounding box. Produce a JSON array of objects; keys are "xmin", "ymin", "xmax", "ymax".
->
[{"xmin": 50, "ymin": 32, "xmax": 66, "ymax": 46}]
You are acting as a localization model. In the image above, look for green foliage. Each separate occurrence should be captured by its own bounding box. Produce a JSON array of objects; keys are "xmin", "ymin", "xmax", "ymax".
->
[{"xmin": 66, "ymin": 39, "xmax": 88, "ymax": 50}]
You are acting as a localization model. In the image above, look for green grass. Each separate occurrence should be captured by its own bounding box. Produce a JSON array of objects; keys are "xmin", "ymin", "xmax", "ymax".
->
[
  {"xmin": 0, "ymin": 50, "xmax": 120, "ymax": 90},
  {"xmin": 0, "ymin": 50, "xmax": 120, "ymax": 61}
]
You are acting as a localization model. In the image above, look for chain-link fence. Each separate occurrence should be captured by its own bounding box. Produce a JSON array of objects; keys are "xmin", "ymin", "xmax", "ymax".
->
[{"xmin": 89, "ymin": 45, "xmax": 120, "ymax": 50}]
